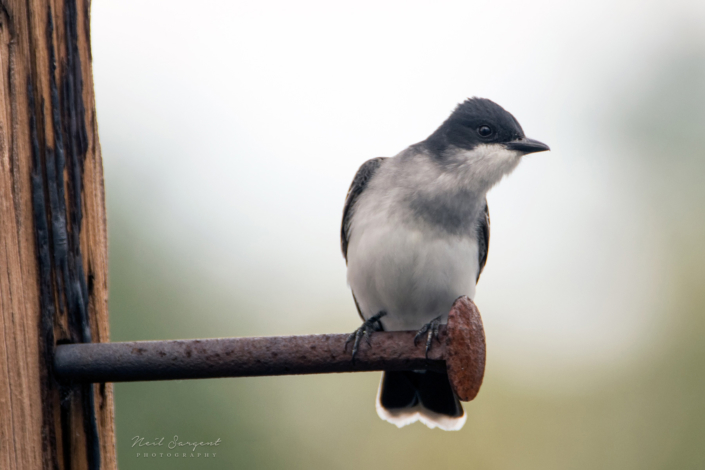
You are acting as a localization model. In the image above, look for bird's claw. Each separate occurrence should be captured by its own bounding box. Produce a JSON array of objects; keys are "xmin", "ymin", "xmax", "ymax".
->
[
  {"xmin": 345, "ymin": 311, "xmax": 387, "ymax": 363},
  {"xmin": 414, "ymin": 315, "xmax": 443, "ymax": 358}
]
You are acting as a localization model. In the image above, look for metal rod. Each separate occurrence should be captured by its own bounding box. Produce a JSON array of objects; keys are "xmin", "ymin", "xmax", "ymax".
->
[
  {"xmin": 54, "ymin": 330, "xmax": 447, "ymax": 383},
  {"xmin": 53, "ymin": 296, "xmax": 486, "ymax": 402}
]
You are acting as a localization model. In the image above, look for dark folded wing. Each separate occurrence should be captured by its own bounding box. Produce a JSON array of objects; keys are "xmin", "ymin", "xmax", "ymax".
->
[
  {"xmin": 476, "ymin": 199, "xmax": 490, "ymax": 282},
  {"xmin": 341, "ymin": 157, "xmax": 387, "ymax": 262}
]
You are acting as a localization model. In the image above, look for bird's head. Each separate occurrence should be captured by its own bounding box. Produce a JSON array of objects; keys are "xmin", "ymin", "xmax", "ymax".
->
[{"xmin": 424, "ymin": 98, "xmax": 549, "ymax": 190}]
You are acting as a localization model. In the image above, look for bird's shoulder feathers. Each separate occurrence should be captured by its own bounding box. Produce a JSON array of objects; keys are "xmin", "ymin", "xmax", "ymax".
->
[
  {"xmin": 476, "ymin": 200, "xmax": 490, "ymax": 281},
  {"xmin": 341, "ymin": 157, "xmax": 387, "ymax": 261}
]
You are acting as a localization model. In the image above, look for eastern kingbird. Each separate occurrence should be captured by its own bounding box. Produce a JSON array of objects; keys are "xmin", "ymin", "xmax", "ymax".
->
[{"xmin": 341, "ymin": 98, "xmax": 549, "ymax": 431}]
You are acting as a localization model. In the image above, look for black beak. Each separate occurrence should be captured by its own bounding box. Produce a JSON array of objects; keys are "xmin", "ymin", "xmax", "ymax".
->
[{"xmin": 504, "ymin": 137, "xmax": 550, "ymax": 155}]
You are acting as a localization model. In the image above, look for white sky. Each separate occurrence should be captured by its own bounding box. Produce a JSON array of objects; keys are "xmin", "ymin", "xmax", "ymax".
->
[{"xmin": 92, "ymin": 0, "xmax": 705, "ymax": 392}]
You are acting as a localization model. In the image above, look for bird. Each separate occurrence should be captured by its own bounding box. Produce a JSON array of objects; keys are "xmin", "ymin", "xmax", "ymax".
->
[{"xmin": 340, "ymin": 97, "xmax": 549, "ymax": 431}]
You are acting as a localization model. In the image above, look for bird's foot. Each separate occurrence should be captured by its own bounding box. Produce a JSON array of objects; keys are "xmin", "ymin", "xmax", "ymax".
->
[
  {"xmin": 345, "ymin": 311, "xmax": 387, "ymax": 363},
  {"xmin": 414, "ymin": 315, "xmax": 443, "ymax": 358}
]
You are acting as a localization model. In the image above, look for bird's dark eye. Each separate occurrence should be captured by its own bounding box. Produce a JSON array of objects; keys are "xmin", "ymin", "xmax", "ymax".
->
[{"xmin": 478, "ymin": 125, "xmax": 493, "ymax": 137}]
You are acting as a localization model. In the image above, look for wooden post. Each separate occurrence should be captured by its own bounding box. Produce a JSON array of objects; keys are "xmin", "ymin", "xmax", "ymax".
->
[{"xmin": 0, "ymin": 0, "xmax": 116, "ymax": 469}]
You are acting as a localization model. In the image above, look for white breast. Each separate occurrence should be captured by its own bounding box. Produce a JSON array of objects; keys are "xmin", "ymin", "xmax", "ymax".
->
[
  {"xmin": 345, "ymin": 146, "xmax": 495, "ymax": 331},
  {"xmin": 346, "ymin": 209, "xmax": 479, "ymax": 331}
]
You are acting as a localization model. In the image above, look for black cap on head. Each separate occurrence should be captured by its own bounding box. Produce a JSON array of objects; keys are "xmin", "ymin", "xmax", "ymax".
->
[{"xmin": 425, "ymin": 98, "xmax": 547, "ymax": 155}]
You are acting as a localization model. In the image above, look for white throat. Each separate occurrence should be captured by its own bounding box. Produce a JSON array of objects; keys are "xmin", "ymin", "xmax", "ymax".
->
[{"xmin": 442, "ymin": 144, "xmax": 523, "ymax": 194}]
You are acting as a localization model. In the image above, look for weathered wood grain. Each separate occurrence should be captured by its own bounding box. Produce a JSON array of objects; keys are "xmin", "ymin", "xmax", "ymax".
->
[{"xmin": 0, "ymin": 0, "xmax": 115, "ymax": 468}]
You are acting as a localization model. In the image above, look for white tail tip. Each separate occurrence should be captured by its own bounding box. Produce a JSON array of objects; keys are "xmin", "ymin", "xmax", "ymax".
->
[{"xmin": 375, "ymin": 376, "xmax": 467, "ymax": 431}]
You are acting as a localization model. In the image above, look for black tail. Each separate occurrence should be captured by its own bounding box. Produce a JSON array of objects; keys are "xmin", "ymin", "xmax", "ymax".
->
[{"xmin": 376, "ymin": 371, "xmax": 466, "ymax": 430}]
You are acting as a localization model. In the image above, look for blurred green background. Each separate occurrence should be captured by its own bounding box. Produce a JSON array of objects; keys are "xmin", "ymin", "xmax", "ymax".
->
[{"xmin": 92, "ymin": 1, "xmax": 705, "ymax": 468}]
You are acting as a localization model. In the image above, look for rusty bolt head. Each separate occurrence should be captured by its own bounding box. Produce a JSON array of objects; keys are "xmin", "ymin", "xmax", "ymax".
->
[{"xmin": 445, "ymin": 296, "xmax": 486, "ymax": 402}]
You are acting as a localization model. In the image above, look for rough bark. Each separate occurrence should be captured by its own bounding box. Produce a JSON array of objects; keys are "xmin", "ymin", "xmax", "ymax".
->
[{"xmin": 0, "ymin": 0, "xmax": 115, "ymax": 468}]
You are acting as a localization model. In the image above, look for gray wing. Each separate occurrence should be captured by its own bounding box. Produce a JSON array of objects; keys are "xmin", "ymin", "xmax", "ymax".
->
[
  {"xmin": 476, "ymin": 199, "xmax": 490, "ymax": 282},
  {"xmin": 341, "ymin": 157, "xmax": 387, "ymax": 262}
]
